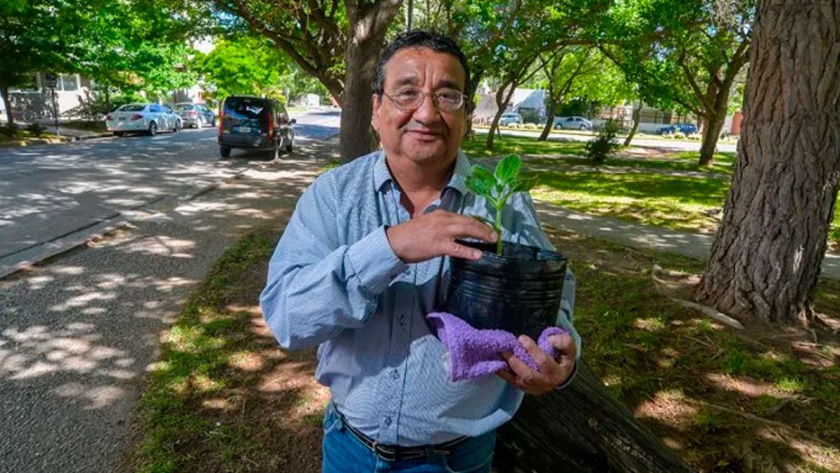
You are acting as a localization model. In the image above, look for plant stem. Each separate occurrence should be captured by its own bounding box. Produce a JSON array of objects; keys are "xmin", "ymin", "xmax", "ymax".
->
[{"xmin": 495, "ymin": 205, "xmax": 503, "ymax": 254}]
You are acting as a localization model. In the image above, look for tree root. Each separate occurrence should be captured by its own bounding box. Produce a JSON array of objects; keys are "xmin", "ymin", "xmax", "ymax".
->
[{"xmin": 652, "ymin": 265, "xmax": 745, "ymax": 330}]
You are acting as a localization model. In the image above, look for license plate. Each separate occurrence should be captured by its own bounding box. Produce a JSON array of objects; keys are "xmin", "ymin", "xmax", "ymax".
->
[{"xmin": 236, "ymin": 126, "xmax": 251, "ymax": 133}]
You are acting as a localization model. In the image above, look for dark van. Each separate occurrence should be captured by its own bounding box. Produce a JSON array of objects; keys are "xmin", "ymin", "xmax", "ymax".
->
[{"xmin": 218, "ymin": 96, "xmax": 295, "ymax": 158}]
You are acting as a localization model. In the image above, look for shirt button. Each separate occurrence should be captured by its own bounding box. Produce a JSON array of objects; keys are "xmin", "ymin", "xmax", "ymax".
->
[
  {"xmin": 384, "ymin": 416, "xmax": 392, "ymax": 426},
  {"xmin": 391, "ymin": 369, "xmax": 400, "ymax": 380}
]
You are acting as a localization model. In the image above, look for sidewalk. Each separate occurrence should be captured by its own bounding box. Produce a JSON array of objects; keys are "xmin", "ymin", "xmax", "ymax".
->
[
  {"xmin": 0, "ymin": 122, "xmax": 112, "ymax": 147},
  {"xmin": 533, "ymin": 201, "xmax": 840, "ymax": 280}
]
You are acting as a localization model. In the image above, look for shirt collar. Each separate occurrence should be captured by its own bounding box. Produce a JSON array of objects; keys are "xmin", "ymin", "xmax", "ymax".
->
[{"xmin": 374, "ymin": 149, "xmax": 472, "ymax": 196}]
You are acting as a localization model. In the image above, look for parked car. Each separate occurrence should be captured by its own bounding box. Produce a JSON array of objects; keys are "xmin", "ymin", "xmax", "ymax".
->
[
  {"xmin": 554, "ymin": 116, "xmax": 593, "ymax": 131},
  {"xmin": 657, "ymin": 123, "xmax": 698, "ymax": 135},
  {"xmin": 172, "ymin": 103, "xmax": 216, "ymax": 128},
  {"xmin": 498, "ymin": 112, "xmax": 523, "ymax": 126},
  {"xmin": 106, "ymin": 103, "xmax": 182, "ymax": 136},
  {"xmin": 218, "ymin": 95, "xmax": 295, "ymax": 159}
]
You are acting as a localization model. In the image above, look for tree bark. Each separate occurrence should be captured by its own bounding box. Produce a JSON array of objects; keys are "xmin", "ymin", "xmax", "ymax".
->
[
  {"xmin": 696, "ymin": 0, "xmax": 840, "ymax": 326},
  {"xmin": 0, "ymin": 82, "xmax": 14, "ymax": 126},
  {"xmin": 538, "ymin": 97, "xmax": 556, "ymax": 141},
  {"xmin": 340, "ymin": 0, "xmax": 403, "ymax": 163},
  {"xmin": 622, "ymin": 102, "xmax": 641, "ymax": 147},
  {"xmin": 495, "ymin": 360, "xmax": 692, "ymax": 472},
  {"xmin": 697, "ymin": 109, "xmax": 726, "ymax": 167},
  {"xmin": 340, "ymin": 41, "xmax": 380, "ymax": 163},
  {"xmin": 486, "ymin": 81, "xmax": 518, "ymax": 150}
]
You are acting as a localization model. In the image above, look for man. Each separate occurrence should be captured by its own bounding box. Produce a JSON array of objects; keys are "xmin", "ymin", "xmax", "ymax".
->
[{"xmin": 260, "ymin": 30, "xmax": 580, "ymax": 472}]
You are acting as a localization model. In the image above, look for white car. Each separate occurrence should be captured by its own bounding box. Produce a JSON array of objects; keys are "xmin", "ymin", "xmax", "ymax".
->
[{"xmin": 105, "ymin": 103, "xmax": 183, "ymax": 136}]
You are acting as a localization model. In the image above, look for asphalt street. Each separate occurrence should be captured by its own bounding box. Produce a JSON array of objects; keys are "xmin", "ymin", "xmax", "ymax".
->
[
  {"xmin": 0, "ymin": 110, "xmax": 339, "ymax": 472},
  {"xmin": 0, "ymin": 109, "xmax": 341, "ymax": 278}
]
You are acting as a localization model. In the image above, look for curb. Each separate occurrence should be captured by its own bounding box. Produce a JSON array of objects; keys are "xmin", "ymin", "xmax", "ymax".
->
[
  {"xmin": 0, "ymin": 131, "xmax": 113, "ymax": 148},
  {"xmin": 0, "ymin": 219, "xmax": 131, "ymax": 280},
  {"xmin": 0, "ymin": 169, "xmax": 246, "ymax": 281}
]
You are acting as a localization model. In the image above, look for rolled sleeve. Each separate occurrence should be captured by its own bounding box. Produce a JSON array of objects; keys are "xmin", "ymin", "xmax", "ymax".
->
[{"xmin": 345, "ymin": 226, "xmax": 408, "ymax": 296}]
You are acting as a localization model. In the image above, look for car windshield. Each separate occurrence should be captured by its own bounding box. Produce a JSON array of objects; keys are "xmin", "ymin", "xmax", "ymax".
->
[
  {"xmin": 173, "ymin": 104, "xmax": 194, "ymax": 111},
  {"xmin": 117, "ymin": 104, "xmax": 146, "ymax": 112}
]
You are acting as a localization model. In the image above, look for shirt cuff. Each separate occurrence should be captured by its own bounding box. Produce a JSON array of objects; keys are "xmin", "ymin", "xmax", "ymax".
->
[
  {"xmin": 345, "ymin": 226, "xmax": 408, "ymax": 295},
  {"xmin": 555, "ymin": 360, "xmax": 579, "ymax": 390}
]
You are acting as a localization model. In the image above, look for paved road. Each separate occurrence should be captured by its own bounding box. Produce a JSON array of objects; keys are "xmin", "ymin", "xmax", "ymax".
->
[
  {"xmin": 474, "ymin": 128, "xmax": 739, "ymax": 153},
  {"xmin": 0, "ymin": 109, "xmax": 340, "ymax": 278},
  {"xmin": 0, "ymin": 133, "xmax": 338, "ymax": 472}
]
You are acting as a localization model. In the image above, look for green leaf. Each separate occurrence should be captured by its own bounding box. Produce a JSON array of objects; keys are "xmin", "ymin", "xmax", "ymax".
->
[
  {"xmin": 466, "ymin": 165, "xmax": 497, "ymax": 199},
  {"xmin": 495, "ymin": 154, "xmax": 522, "ymax": 185},
  {"xmin": 512, "ymin": 175, "xmax": 538, "ymax": 194}
]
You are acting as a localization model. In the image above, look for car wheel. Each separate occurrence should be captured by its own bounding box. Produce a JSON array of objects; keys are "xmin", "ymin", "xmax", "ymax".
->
[
  {"xmin": 114, "ymin": 131, "xmax": 125, "ymax": 137},
  {"xmin": 220, "ymin": 145, "xmax": 231, "ymax": 158},
  {"xmin": 580, "ymin": 125, "xmax": 586, "ymax": 130},
  {"xmin": 148, "ymin": 121, "xmax": 157, "ymax": 136},
  {"xmin": 174, "ymin": 120, "xmax": 181, "ymax": 132}
]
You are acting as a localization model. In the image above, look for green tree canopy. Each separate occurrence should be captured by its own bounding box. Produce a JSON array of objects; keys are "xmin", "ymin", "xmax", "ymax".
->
[{"xmin": 192, "ymin": 35, "xmax": 292, "ymax": 102}]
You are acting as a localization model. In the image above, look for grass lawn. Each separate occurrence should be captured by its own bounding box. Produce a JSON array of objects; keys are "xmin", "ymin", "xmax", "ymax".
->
[
  {"xmin": 133, "ymin": 224, "xmax": 840, "ymax": 473},
  {"xmin": 531, "ymin": 171, "xmax": 730, "ymax": 234},
  {"xmin": 461, "ymin": 135, "xmax": 840, "ymax": 246},
  {"xmin": 134, "ymin": 227, "xmax": 328, "ymax": 473},
  {"xmin": 0, "ymin": 129, "xmax": 63, "ymax": 145}
]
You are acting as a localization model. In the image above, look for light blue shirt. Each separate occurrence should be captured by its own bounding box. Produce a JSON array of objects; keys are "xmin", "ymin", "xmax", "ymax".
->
[{"xmin": 260, "ymin": 149, "xmax": 580, "ymax": 447}]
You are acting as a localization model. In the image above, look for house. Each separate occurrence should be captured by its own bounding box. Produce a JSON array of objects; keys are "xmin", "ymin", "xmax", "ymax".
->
[
  {"xmin": 472, "ymin": 88, "xmax": 548, "ymax": 124},
  {"xmin": 0, "ymin": 73, "xmax": 92, "ymax": 122}
]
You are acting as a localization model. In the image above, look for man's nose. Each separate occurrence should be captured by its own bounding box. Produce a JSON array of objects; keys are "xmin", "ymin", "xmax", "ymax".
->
[{"xmin": 412, "ymin": 92, "xmax": 440, "ymax": 124}]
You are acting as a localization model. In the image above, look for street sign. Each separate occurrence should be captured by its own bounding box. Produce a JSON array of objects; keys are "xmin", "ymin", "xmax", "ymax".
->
[{"xmin": 44, "ymin": 73, "xmax": 58, "ymax": 88}]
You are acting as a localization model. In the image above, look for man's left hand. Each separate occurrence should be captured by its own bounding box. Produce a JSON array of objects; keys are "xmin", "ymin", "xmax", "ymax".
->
[{"xmin": 497, "ymin": 333, "xmax": 576, "ymax": 396}]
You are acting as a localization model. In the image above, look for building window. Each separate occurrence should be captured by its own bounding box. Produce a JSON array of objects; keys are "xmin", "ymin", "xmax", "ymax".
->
[{"xmin": 60, "ymin": 74, "xmax": 78, "ymax": 91}]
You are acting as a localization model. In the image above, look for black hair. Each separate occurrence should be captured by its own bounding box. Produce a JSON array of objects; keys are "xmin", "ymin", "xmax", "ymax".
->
[{"xmin": 373, "ymin": 30, "xmax": 471, "ymax": 98}]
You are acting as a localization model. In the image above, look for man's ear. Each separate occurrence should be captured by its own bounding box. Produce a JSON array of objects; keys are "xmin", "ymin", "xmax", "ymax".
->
[{"xmin": 371, "ymin": 94, "xmax": 381, "ymax": 133}]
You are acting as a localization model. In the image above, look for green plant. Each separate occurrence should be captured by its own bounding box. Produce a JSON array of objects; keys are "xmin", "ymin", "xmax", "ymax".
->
[
  {"xmin": 27, "ymin": 122, "xmax": 46, "ymax": 137},
  {"xmin": 585, "ymin": 119, "xmax": 621, "ymax": 164},
  {"xmin": 465, "ymin": 154, "xmax": 537, "ymax": 254},
  {"xmin": 0, "ymin": 123, "xmax": 17, "ymax": 137}
]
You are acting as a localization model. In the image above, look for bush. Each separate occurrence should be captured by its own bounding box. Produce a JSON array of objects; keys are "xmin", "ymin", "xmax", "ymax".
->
[
  {"xmin": 585, "ymin": 119, "xmax": 621, "ymax": 165},
  {"xmin": 0, "ymin": 123, "xmax": 17, "ymax": 137},
  {"xmin": 27, "ymin": 122, "xmax": 46, "ymax": 137}
]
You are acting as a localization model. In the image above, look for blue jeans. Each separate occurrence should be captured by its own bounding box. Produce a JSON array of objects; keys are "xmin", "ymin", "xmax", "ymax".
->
[{"xmin": 322, "ymin": 403, "xmax": 495, "ymax": 472}]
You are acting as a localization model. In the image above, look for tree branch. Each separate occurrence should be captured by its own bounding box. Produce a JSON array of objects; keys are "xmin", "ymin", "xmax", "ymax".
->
[{"xmin": 679, "ymin": 51, "xmax": 716, "ymax": 112}]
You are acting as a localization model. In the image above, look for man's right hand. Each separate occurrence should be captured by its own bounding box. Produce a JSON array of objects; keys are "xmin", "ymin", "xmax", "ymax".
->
[{"xmin": 385, "ymin": 209, "xmax": 497, "ymax": 264}]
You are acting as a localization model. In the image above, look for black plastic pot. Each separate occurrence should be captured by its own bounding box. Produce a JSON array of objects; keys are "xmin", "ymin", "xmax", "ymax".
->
[{"xmin": 443, "ymin": 240, "xmax": 568, "ymax": 340}]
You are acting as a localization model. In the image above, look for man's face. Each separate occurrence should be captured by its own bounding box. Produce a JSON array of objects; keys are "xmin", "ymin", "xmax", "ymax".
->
[{"xmin": 372, "ymin": 47, "xmax": 467, "ymax": 166}]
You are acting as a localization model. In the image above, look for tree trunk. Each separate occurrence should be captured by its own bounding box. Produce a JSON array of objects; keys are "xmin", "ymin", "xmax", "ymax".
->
[
  {"xmin": 538, "ymin": 97, "xmax": 556, "ymax": 141},
  {"xmin": 697, "ymin": 111, "xmax": 726, "ymax": 167},
  {"xmin": 0, "ymin": 82, "xmax": 14, "ymax": 126},
  {"xmin": 495, "ymin": 360, "xmax": 692, "ymax": 472},
  {"xmin": 622, "ymin": 102, "xmax": 641, "ymax": 146},
  {"xmin": 696, "ymin": 0, "xmax": 840, "ymax": 326},
  {"xmin": 340, "ymin": 41, "xmax": 380, "ymax": 163},
  {"xmin": 339, "ymin": 0, "xmax": 403, "ymax": 164},
  {"xmin": 486, "ymin": 81, "xmax": 517, "ymax": 150}
]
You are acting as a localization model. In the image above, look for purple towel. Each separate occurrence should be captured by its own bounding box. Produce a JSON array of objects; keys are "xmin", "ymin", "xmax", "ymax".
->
[{"xmin": 427, "ymin": 312, "xmax": 567, "ymax": 382}]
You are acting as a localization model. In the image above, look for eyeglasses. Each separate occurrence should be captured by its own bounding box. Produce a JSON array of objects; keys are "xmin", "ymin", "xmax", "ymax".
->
[{"xmin": 383, "ymin": 87, "xmax": 466, "ymax": 112}]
